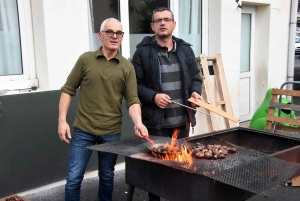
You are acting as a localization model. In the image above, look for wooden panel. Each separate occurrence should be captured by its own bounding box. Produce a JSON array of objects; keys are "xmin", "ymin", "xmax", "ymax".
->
[
  {"xmin": 206, "ymin": 56, "xmax": 216, "ymax": 61},
  {"xmin": 212, "ymin": 58, "xmax": 230, "ymax": 128},
  {"xmin": 266, "ymin": 116, "xmax": 300, "ymax": 126},
  {"xmin": 215, "ymin": 101, "xmax": 226, "ymax": 106},
  {"xmin": 199, "ymin": 54, "xmax": 220, "ymax": 130},
  {"xmin": 200, "ymin": 82, "xmax": 213, "ymax": 132},
  {"xmin": 269, "ymin": 102, "xmax": 300, "ymax": 112},
  {"xmin": 197, "ymin": 54, "xmax": 237, "ymax": 131},
  {"xmin": 272, "ymin": 89, "xmax": 300, "ymax": 97},
  {"xmin": 265, "ymin": 88, "xmax": 300, "ymax": 134},
  {"xmin": 274, "ymin": 125, "xmax": 300, "ymax": 133},
  {"xmin": 265, "ymin": 92, "xmax": 278, "ymax": 129},
  {"xmin": 198, "ymin": 61, "xmax": 213, "ymax": 132},
  {"xmin": 188, "ymin": 97, "xmax": 239, "ymax": 123},
  {"xmin": 292, "ymin": 176, "xmax": 300, "ymax": 186},
  {"xmin": 215, "ymin": 54, "xmax": 236, "ymax": 128},
  {"xmin": 264, "ymin": 128, "xmax": 300, "ymax": 135}
]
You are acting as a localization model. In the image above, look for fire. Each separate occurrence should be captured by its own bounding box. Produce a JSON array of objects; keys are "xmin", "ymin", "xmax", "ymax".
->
[{"xmin": 151, "ymin": 129, "xmax": 193, "ymax": 169}]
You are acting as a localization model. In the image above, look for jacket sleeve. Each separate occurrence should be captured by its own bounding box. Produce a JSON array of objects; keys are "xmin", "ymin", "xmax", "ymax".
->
[
  {"xmin": 188, "ymin": 47, "xmax": 202, "ymax": 96},
  {"xmin": 132, "ymin": 48, "xmax": 158, "ymax": 105}
]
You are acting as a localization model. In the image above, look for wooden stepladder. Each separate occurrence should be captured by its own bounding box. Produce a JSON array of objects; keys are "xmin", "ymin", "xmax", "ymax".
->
[{"xmin": 196, "ymin": 53, "xmax": 237, "ymax": 132}]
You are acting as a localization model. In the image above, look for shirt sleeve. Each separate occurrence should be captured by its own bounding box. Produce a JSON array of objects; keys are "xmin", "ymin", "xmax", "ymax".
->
[
  {"xmin": 61, "ymin": 55, "xmax": 84, "ymax": 96},
  {"xmin": 124, "ymin": 65, "xmax": 141, "ymax": 109}
]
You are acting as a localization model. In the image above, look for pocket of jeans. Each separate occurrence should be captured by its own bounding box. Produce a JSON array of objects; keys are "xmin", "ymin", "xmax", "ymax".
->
[{"xmin": 72, "ymin": 128, "xmax": 95, "ymax": 147}]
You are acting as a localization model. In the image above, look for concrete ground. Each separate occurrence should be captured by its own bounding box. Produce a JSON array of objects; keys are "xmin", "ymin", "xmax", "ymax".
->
[
  {"xmin": 18, "ymin": 163, "xmax": 168, "ymax": 201},
  {"xmin": 20, "ymin": 164, "xmax": 152, "ymax": 201}
]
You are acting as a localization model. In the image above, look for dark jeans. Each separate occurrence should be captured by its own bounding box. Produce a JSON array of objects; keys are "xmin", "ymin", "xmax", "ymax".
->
[
  {"xmin": 147, "ymin": 125, "xmax": 189, "ymax": 201},
  {"xmin": 65, "ymin": 128, "xmax": 121, "ymax": 201}
]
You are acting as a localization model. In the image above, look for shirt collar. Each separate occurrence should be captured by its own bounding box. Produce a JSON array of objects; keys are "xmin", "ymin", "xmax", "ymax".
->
[
  {"xmin": 153, "ymin": 37, "xmax": 177, "ymax": 52},
  {"xmin": 95, "ymin": 46, "xmax": 121, "ymax": 62}
]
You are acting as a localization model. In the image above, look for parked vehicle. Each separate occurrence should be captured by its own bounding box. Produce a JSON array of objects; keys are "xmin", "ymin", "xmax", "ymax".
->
[
  {"xmin": 295, "ymin": 37, "xmax": 300, "ymax": 56},
  {"xmin": 296, "ymin": 27, "xmax": 300, "ymax": 36}
]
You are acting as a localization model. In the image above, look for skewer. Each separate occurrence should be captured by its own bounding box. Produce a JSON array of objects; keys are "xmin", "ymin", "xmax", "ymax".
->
[{"xmin": 172, "ymin": 101, "xmax": 214, "ymax": 117}]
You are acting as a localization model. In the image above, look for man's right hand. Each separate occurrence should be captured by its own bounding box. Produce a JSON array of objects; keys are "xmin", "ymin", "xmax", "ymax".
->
[
  {"xmin": 154, "ymin": 93, "xmax": 172, "ymax": 109},
  {"xmin": 58, "ymin": 121, "xmax": 72, "ymax": 144}
]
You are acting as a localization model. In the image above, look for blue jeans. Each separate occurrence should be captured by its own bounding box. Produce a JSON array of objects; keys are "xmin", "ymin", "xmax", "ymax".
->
[{"xmin": 65, "ymin": 128, "xmax": 121, "ymax": 201}]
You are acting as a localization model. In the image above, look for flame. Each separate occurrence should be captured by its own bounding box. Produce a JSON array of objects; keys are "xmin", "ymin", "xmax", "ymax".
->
[{"xmin": 151, "ymin": 129, "xmax": 193, "ymax": 169}]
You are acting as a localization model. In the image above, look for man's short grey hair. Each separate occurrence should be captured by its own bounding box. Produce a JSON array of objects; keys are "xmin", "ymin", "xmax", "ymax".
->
[
  {"xmin": 100, "ymin": 18, "xmax": 122, "ymax": 32},
  {"xmin": 152, "ymin": 7, "xmax": 174, "ymax": 22}
]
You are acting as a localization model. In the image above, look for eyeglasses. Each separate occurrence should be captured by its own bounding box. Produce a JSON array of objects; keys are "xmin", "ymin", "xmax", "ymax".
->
[
  {"xmin": 101, "ymin": 30, "xmax": 124, "ymax": 38},
  {"xmin": 153, "ymin": 18, "xmax": 174, "ymax": 24}
]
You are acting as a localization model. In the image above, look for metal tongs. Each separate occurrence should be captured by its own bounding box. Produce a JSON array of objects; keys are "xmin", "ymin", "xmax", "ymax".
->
[{"xmin": 144, "ymin": 136, "xmax": 155, "ymax": 144}]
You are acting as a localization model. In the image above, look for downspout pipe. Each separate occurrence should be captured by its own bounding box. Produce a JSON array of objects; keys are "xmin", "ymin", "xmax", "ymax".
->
[{"xmin": 287, "ymin": 0, "xmax": 298, "ymax": 90}]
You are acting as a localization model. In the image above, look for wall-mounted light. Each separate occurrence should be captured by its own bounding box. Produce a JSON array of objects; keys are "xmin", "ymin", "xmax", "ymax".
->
[{"xmin": 236, "ymin": 0, "xmax": 242, "ymax": 8}]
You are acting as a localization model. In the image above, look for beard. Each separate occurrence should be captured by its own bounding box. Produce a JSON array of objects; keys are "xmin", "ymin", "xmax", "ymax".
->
[{"xmin": 156, "ymin": 32, "xmax": 172, "ymax": 40}]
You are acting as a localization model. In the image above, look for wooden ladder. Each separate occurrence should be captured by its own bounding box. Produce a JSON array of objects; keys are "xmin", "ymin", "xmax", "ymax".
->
[
  {"xmin": 265, "ymin": 87, "xmax": 300, "ymax": 135},
  {"xmin": 196, "ymin": 53, "xmax": 237, "ymax": 132}
]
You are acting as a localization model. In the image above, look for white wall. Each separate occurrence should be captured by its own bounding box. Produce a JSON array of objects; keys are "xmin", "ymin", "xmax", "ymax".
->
[
  {"xmin": 219, "ymin": 0, "xmax": 241, "ymax": 121},
  {"xmin": 31, "ymin": 0, "xmax": 90, "ymax": 90}
]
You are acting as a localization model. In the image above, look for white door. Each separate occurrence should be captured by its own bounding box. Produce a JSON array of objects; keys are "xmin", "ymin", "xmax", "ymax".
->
[{"xmin": 239, "ymin": 6, "xmax": 256, "ymax": 122}]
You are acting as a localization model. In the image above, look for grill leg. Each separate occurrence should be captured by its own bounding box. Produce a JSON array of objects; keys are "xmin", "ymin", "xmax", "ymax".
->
[{"xmin": 126, "ymin": 185, "xmax": 135, "ymax": 201}]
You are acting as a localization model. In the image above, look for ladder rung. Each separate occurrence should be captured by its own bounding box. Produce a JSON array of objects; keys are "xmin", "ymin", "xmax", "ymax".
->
[
  {"xmin": 206, "ymin": 56, "xmax": 216, "ymax": 61},
  {"xmin": 215, "ymin": 101, "xmax": 226, "ymax": 106}
]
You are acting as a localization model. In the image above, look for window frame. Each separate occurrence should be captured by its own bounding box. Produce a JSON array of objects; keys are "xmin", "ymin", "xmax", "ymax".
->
[{"xmin": 0, "ymin": 0, "xmax": 37, "ymax": 90}]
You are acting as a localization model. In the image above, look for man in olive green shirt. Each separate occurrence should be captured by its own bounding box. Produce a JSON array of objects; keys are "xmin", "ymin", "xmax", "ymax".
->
[{"xmin": 58, "ymin": 18, "xmax": 148, "ymax": 201}]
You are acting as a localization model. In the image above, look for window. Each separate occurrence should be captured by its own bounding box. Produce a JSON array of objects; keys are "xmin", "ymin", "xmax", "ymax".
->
[
  {"xmin": 88, "ymin": 0, "xmax": 120, "ymax": 51},
  {"xmin": 0, "ymin": 0, "xmax": 22, "ymax": 76},
  {"xmin": 87, "ymin": 0, "xmax": 202, "ymax": 60},
  {"xmin": 0, "ymin": 0, "xmax": 37, "ymax": 91},
  {"xmin": 128, "ymin": 0, "xmax": 169, "ymax": 58},
  {"xmin": 178, "ymin": 0, "xmax": 202, "ymax": 56}
]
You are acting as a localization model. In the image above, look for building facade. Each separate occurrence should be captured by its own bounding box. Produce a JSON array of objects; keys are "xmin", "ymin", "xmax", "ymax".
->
[{"xmin": 0, "ymin": 0, "xmax": 295, "ymax": 132}]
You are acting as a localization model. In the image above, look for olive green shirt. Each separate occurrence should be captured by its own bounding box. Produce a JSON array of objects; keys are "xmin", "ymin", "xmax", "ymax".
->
[{"xmin": 61, "ymin": 47, "xmax": 140, "ymax": 136}]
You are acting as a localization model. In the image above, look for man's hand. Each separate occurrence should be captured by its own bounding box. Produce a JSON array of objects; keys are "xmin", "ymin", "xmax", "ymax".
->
[
  {"xmin": 134, "ymin": 121, "xmax": 149, "ymax": 138},
  {"xmin": 154, "ymin": 93, "xmax": 172, "ymax": 109},
  {"xmin": 58, "ymin": 121, "xmax": 72, "ymax": 144},
  {"xmin": 190, "ymin": 92, "xmax": 204, "ymax": 108}
]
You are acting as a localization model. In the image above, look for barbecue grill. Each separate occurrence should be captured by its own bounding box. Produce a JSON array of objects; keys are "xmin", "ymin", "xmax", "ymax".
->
[{"xmin": 88, "ymin": 127, "xmax": 300, "ymax": 201}]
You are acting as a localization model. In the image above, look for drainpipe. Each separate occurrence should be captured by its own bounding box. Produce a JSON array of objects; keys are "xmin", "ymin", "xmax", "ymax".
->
[{"xmin": 287, "ymin": 0, "xmax": 298, "ymax": 90}]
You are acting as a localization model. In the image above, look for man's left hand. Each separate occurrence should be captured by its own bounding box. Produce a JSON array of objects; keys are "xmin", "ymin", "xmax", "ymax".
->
[{"xmin": 190, "ymin": 92, "xmax": 204, "ymax": 108}]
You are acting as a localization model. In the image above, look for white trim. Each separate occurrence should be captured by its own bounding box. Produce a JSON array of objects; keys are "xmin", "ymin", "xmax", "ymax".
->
[
  {"xmin": 170, "ymin": 0, "xmax": 179, "ymax": 37},
  {"xmin": 120, "ymin": 0, "xmax": 130, "ymax": 60},
  {"xmin": 239, "ymin": 5, "xmax": 256, "ymax": 122},
  {"xmin": 202, "ymin": 0, "xmax": 209, "ymax": 54},
  {"xmin": 0, "ymin": 0, "xmax": 37, "ymax": 91}
]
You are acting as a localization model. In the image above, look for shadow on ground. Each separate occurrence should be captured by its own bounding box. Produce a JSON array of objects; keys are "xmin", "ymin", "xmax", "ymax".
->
[{"xmin": 23, "ymin": 169, "xmax": 168, "ymax": 201}]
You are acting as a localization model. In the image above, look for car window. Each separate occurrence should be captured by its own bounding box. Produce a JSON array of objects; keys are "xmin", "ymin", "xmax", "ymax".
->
[{"xmin": 296, "ymin": 38, "xmax": 300, "ymax": 43}]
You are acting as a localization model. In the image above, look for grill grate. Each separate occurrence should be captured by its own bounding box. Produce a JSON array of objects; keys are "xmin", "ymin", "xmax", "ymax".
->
[{"xmin": 87, "ymin": 136, "xmax": 300, "ymax": 198}]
